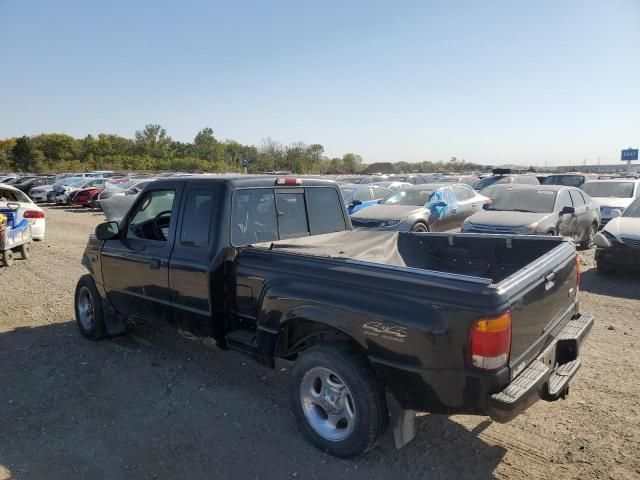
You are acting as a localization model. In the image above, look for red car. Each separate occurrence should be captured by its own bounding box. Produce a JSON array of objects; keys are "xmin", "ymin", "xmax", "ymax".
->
[{"xmin": 71, "ymin": 178, "xmax": 129, "ymax": 207}]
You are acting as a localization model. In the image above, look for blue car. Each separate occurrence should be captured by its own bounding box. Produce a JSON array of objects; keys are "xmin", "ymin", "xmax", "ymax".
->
[{"xmin": 340, "ymin": 184, "xmax": 393, "ymax": 215}]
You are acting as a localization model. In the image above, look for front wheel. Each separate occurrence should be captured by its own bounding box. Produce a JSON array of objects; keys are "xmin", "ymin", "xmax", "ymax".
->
[
  {"xmin": 289, "ymin": 343, "xmax": 386, "ymax": 458},
  {"xmin": 20, "ymin": 243, "xmax": 31, "ymax": 259},
  {"xmin": 74, "ymin": 274, "xmax": 107, "ymax": 340}
]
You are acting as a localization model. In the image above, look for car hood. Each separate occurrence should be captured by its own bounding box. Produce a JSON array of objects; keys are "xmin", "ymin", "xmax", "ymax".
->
[
  {"xmin": 603, "ymin": 217, "xmax": 640, "ymax": 239},
  {"xmin": 466, "ymin": 210, "xmax": 549, "ymax": 227},
  {"xmin": 592, "ymin": 197, "xmax": 634, "ymax": 209},
  {"xmin": 350, "ymin": 204, "xmax": 423, "ymax": 220},
  {"xmin": 101, "ymin": 195, "xmax": 137, "ymax": 222}
]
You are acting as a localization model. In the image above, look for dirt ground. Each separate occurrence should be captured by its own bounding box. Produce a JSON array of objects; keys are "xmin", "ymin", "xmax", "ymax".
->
[{"xmin": 0, "ymin": 206, "xmax": 638, "ymax": 480}]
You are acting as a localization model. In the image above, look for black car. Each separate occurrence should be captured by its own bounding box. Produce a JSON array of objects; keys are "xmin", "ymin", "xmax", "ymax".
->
[{"xmin": 75, "ymin": 175, "xmax": 593, "ymax": 457}]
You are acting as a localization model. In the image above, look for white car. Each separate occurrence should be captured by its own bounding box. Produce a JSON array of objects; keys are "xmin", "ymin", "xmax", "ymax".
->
[
  {"xmin": 594, "ymin": 196, "xmax": 640, "ymax": 273},
  {"xmin": 582, "ymin": 179, "xmax": 640, "ymax": 227},
  {"xmin": 0, "ymin": 184, "xmax": 46, "ymax": 240}
]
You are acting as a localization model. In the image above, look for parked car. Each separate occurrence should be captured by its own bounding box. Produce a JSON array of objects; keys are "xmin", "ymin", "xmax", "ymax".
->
[
  {"xmin": 437, "ymin": 174, "xmax": 480, "ymax": 186},
  {"xmin": 98, "ymin": 179, "xmax": 159, "ymax": 218},
  {"xmin": 71, "ymin": 178, "xmax": 129, "ymax": 207},
  {"xmin": 542, "ymin": 173, "xmax": 598, "ymax": 188},
  {"xmin": 339, "ymin": 184, "xmax": 392, "ymax": 214},
  {"xmin": 76, "ymin": 175, "xmax": 593, "ymax": 457},
  {"xmin": 370, "ymin": 180, "xmax": 412, "ymax": 191},
  {"xmin": 594, "ymin": 196, "xmax": 640, "ymax": 273},
  {"xmin": 472, "ymin": 169, "xmax": 540, "ymax": 191},
  {"xmin": 53, "ymin": 178, "xmax": 110, "ymax": 204},
  {"xmin": 0, "ymin": 175, "xmax": 19, "ymax": 184},
  {"xmin": 478, "ymin": 184, "xmax": 517, "ymax": 202},
  {"xmin": 350, "ymin": 183, "xmax": 486, "ymax": 232},
  {"xmin": 0, "ymin": 184, "xmax": 46, "ymax": 240},
  {"xmin": 462, "ymin": 185, "xmax": 600, "ymax": 248},
  {"xmin": 581, "ymin": 179, "xmax": 640, "ymax": 227}
]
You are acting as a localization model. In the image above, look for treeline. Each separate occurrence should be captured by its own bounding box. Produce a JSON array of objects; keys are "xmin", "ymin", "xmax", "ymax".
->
[{"xmin": 0, "ymin": 124, "xmax": 482, "ymax": 174}]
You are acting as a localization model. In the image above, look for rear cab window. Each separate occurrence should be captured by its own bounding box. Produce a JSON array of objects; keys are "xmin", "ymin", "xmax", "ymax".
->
[{"xmin": 231, "ymin": 186, "xmax": 347, "ymax": 246}]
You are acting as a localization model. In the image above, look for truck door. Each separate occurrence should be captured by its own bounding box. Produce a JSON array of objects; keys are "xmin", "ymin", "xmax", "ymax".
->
[
  {"xmin": 168, "ymin": 186, "xmax": 221, "ymax": 337},
  {"xmin": 101, "ymin": 187, "xmax": 181, "ymax": 322}
]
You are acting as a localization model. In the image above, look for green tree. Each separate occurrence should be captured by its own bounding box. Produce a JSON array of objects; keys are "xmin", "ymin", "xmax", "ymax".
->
[
  {"xmin": 12, "ymin": 136, "xmax": 35, "ymax": 171},
  {"xmin": 341, "ymin": 153, "xmax": 362, "ymax": 173}
]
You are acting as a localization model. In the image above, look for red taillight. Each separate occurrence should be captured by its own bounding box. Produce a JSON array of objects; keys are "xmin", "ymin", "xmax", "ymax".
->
[
  {"xmin": 469, "ymin": 311, "xmax": 512, "ymax": 370},
  {"xmin": 276, "ymin": 178, "xmax": 302, "ymax": 186},
  {"xmin": 24, "ymin": 210, "xmax": 45, "ymax": 219}
]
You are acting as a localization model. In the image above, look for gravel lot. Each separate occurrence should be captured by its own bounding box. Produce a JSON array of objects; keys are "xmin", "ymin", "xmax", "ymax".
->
[{"xmin": 0, "ymin": 206, "xmax": 638, "ymax": 480}]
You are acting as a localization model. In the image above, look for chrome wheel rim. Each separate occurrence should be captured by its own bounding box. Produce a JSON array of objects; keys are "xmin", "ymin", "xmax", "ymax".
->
[
  {"xmin": 300, "ymin": 367, "xmax": 356, "ymax": 442},
  {"xmin": 78, "ymin": 286, "xmax": 95, "ymax": 330}
]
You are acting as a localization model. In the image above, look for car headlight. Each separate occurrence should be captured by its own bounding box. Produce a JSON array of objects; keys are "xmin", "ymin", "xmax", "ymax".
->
[
  {"xmin": 379, "ymin": 219, "xmax": 402, "ymax": 227},
  {"xmin": 461, "ymin": 222, "xmax": 472, "ymax": 231}
]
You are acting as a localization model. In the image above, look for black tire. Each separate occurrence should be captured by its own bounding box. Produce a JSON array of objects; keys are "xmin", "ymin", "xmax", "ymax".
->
[
  {"xmin": 74, "ymin": 274, "xmax": 108, "ymax": 340},
  {"xmin": 289, "ymin": 343, "xmax": 386, "ymax": 458},
  {"xmin": 20, "ymin": 243, "xmax": 31, "ymax": 259},
  {"xmin": 546, "ymin": 230, "xmax": 556, "ymax": 236},
  {"xmin": 579, "ymin": 223, "xmax": 598, "ymax": 250},
  {"xmin": 2, "ymin": 249, "xmax": 15, "ymax": 267},
  {"xmin": 411, "ymin": 222, "xmax": 429, "ymax": 233}
]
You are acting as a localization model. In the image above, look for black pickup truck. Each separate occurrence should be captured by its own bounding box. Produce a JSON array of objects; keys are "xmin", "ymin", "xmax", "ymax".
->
[{"xmin": 76, "ymin": 175, "xmax": 593, "ymax": 457}]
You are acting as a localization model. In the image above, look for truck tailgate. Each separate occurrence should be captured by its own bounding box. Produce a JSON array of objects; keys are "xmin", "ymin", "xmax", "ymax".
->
[{"xmin": 497, "ymin": 241, "xmax": 579, "ymax": 379}]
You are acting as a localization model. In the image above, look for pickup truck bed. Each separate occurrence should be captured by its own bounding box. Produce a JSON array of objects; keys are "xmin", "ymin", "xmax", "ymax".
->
[{"xmin": 241, "ymin": 230, "xmax": 586, "ymax": 418}]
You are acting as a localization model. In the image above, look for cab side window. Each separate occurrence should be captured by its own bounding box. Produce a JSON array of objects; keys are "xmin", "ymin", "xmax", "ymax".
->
[
  {"xmin": 181, "ymin": 190, "xmax": 214, "ymax": 247},
  {"xmin": 127, "ymin": 190, "xmax": 176, "ymax": 242}
]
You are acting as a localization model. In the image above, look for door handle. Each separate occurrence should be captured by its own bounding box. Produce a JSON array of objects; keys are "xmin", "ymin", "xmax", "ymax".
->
[
  {"xmin": 149, "ymin": 259, "xmax": 161, "ymax": 269},
  {"xmin": 471, "ymin": 203, "xmax": 477, "ymax": 207}
]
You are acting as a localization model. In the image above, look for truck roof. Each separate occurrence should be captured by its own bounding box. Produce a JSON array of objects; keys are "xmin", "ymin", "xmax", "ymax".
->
[{"xmin": 149, "ymin": 175, "xmax": 338, "ymax": 189}]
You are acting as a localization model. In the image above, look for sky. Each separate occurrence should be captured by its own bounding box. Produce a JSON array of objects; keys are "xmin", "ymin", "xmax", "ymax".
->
[{"xmin": 0, "ymin": 0, "xmax": 638, "ymax": 166}]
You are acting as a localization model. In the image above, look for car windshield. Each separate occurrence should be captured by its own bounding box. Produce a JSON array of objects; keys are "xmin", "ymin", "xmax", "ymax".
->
[
  {"xmin": 542, "ymin": 175, "xmax": 584, "ymax": 187},
  {"xmin": 480, "ymin": 185, "xmax": 513, "ymax": 200},
  {"xmin": 340, "ymin": 188, "xmax": 355, "ymax": 198},
  {"xmin": 472, "ymin": 176, "xmax": 506, "ymax": 190},
  {"xmin": 64, "ymin": 177, "xmax": 87, "ymax": 186},
  {"xmin": 380, "ymin": 188, "xmax": 433, "ymax": 206},
  {"xmin": 486, "ymin": 189, "xmax": 557, "ymax": 213},
  {"xmin": 622, "ymin": 198, "xmax": 640, "ymax": 217},
  {"xmin": 582, "ymin": 182, "xmax": 635, "ymax": 198}
]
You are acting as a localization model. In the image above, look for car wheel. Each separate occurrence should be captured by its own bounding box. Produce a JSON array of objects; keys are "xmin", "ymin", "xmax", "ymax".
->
[
  {"xmin": 579, "ymin": 223, "xmax": 598, "ymax": 250},
  {"xmin": 546, "ymin": 230, "xmax": 556, "ymax": 236},
  {"xmin": 74, "ymin": 274, "xmax": 107, "ymax": 340},
  {"xmin": 19, "ymin": 243, "xmax": 31, "ymax": 259},
  {"xmin": 290, "ymin": 343, "xmax": 386, "ymax": 458},
  {"xmin": 411, "ymin": 222, "xmax": 429, "ymax": 233},
  {"xmin": 2, "ymin": 250, "xmax": 15, "ymax": 267}
]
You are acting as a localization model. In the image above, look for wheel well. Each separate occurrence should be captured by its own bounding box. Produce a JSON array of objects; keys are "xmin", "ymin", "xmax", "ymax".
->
[
  {"xmin": 412, "ymin": 221, "xmax": 429, "ymax": 231},
  {"xmin": 276, "ymin": 319, "xmax": 363, "ymax": 361}
]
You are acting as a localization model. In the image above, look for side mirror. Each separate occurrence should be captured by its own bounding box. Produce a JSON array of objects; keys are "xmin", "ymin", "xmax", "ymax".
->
[
  {"xmin": 351, "ymin": 199, "xmax": 362, "ymax": 206},
  {"xmin": 560, "ymin": 206, "xmax": 575, "ymax": 215},
  {"xmin": 482, "ymin": 203, "xmax": 491, "ymax": 210},
  {"xmin": 95, "ymin": 221, "xmax": 120, "ymax": 240}
]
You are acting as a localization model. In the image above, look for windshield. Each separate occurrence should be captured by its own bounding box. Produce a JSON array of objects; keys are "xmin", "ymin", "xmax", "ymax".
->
[
  {"xmin": 582, "ymin": 182, "xmax": 635, "ymax": 198},
  {"xmin": 486, "ymin": 189, "xmax": 557, "ymax": 213},
  {"xmin": 542, "ymin": 175, "xmax": 584, "ymax": 187},
  {"xmin": 623, "ymin": 198, "xmax": 640, "ymax": 217},
  {"xmin": 380, "ymin": 188, "xmax": 433, "ymax": 206},
  {"xmin": 480, "ymin": 185, "xmax": 513, "ymax": 200},
  {"xmin": 473, "ymin": 176, "xmax": 507, "ymax": 190},
  {"xmin": 340, "ymin": 188, "xmax": 355, "ymax": 198}
]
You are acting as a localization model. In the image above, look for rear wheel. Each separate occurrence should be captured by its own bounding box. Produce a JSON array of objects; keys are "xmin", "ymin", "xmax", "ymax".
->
[
  {"xmin": 289, "ymin": 343, "xmax": 386, "ymax": 458},
  {"xmin": 411, "ymin": 222, "xmax": 429, "ymax": 233},
  {"xmin": 2, "ymin": 250, "xmax": 15, "ymax": 267},
  {"xmin": 20, "ymin": 243, "xmax": 31, "ymax": 259},
  {"xmin": 74, "ymin": 274, "xmax": 107, "ymax": 340},
  {"xmin": 579, "ymin": 223, "xmax": 598, "ymax": 250}
]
